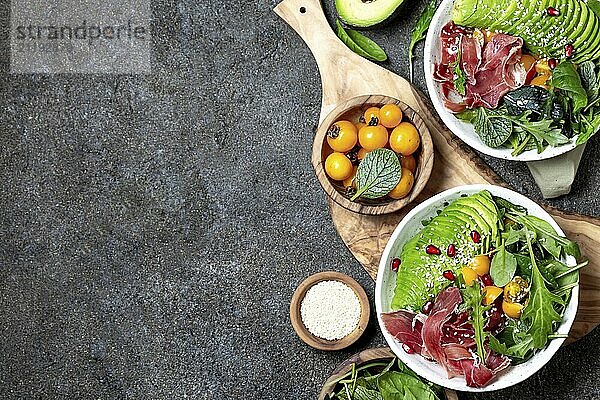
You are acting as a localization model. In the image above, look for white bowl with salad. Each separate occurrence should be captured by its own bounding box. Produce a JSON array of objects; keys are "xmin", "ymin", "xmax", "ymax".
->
[
  {"xmin": 424, "ymin": 0, "xmax": 600, "ymax": 161},
  {"xmin": 375, "ymin": 184, "xmax": 583, "ymax": 391}
]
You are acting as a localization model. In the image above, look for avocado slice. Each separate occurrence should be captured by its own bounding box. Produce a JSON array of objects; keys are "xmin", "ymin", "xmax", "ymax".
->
[
  {"xmin": 335, "ymin": 0, "xmax": 406, "ymax": 28},
  {"xmin": 545, "ymin": 0, "xmax": 581, "ymax": 54},
  {"xmin": 571, "ymin": 11, "xmax": 599, "ymax": 58},
  {"xmin": 488, "ymin": 0, "xmax": 519, "ymax": 31}
]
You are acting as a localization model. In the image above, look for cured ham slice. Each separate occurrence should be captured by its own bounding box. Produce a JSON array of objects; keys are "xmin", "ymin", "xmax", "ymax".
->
[
  {"xmin": 381, "ymin": 309, "xmax": 424, "ymax": 355},
  {"xmin": 434, "ymin": 23, "xmax": 526, "ymax": 111},
  {"xmin": 381, "ymin": 287, "xmax": 510, "ymax": 388}
]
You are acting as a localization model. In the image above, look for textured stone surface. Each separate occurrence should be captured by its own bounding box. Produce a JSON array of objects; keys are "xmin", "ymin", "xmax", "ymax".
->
[{"xmin": 0, "ymin": 0, "xmax": 599, "ymax": 399}]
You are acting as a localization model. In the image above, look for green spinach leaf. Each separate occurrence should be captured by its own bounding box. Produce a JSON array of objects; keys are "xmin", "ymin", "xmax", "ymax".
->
[
  {"xmin": 579, "ymin": 61, "xmax": 599, "ymax": 102},
  {"xmin": 352, "ymin": 148, "xmax": 402, "ymax": 200},
  {"xmin": 490, "ymin": 244, "xmax": 517, "ymax": 287},
  {"xmin": 336, "ymin": 20, "xmax": 387, "ymax": 62},
  {"xmin": 378, "ymin": 372, "xmax": 439, "ymax": 400},
  {"xmin": 408, "ymin": 0, "xmax": 437, "ymax": 82},
  {"xmin": 473, "ymin": 107, "xmax": 513, "ymax": 147},
  {"xmin": 552, "ymin": 61, "xmax": 588, "ymax": 113}
]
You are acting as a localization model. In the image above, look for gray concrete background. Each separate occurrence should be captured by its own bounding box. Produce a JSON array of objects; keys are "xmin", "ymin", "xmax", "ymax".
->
[{"xmin": 0, "ymin": 0, "xmax": 599, "ymax": 398}]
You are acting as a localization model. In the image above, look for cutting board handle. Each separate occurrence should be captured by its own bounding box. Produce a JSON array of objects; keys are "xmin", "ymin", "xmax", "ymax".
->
[{"xmin": 274, "ymin": 0, "xmax": 401, "ymax": 122}]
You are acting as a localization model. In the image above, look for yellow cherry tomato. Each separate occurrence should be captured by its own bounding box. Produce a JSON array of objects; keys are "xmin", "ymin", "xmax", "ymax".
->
[
  {"xmin": 519, "ymin": 54, "xmax": 536, "ymax": 72},
  {"xmin": 531, "ymin": 74, "xmax": 550, "ymax": 88},
  {"xmin": 326, "ymin": 120, "xmax": 358, "ymax": 153},
  {"xmin": 388, "ymin": 168, "xmax": 414, "ymax": 199},
  {"xmin": 502, "ymin": 300, "xmax": 524, "ymax": 319},
  {"xmin": 390, "ymin": 122, "xmax": 420, "ymax": 156},
  {"xmin": 342, "ymin": 166, "xmax": 358, "ymax": 188},
  {"xmin": 379, "ymin": 104, "xmax": 403, "ymax": 128},
  {"xmin": 363, "ymin": 107, "xmax": 380, "ymax": 125},
  {"xmin": 357, "ymin": 147, "xmax": 369, "ymax": 160},
  {"xmin": 504, "ymin": 276, "xmax": 529, "ymax": 303},
  {"xmin": 535, "ymin": 59, "xmax": 552, "ymax": 75},
  {"xmin": 461, "ymin": 267, "xmax": 479, "ymax": 286},
  {"xmin": 400, "ymin": 154, "xmax": 417, "ymax": 173},
  {"xmin": 482, "ymin": 286, "xmax": 503, "ymax": 306},
  {"xmin": 468, "ymin": 255, "xmax": 491, "ymax": 276},
  {"xmin": 359, "ymin": 125, "xmax": 388, "ymax": 151},
  {"xmin": 324, "ymin": 152, "xmax": 353, "ymax": 181}
]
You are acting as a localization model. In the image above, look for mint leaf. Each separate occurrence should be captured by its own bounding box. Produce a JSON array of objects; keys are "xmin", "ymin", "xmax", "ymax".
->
[
  {"xmin": 473, "ymin": 107, "xmax": 513, "ymax": 148},
  {"xmin": 352, "ymin": 148, "xmax": 401, "ymax": 200}
]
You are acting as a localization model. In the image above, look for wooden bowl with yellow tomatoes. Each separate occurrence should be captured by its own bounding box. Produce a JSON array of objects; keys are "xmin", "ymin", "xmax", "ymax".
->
[{"xmin": 312, "ymin": 95, "xmax": 434, "ymax": 215}]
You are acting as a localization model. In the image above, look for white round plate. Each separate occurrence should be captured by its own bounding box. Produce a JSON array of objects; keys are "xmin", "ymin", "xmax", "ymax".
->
[
  {"xmin": 423, "ymin": 0, "xmax": 579, "ymax": 161},
  {"xmin": 375, "ymin": 184, "xmax": 579, "ymax": 392}
]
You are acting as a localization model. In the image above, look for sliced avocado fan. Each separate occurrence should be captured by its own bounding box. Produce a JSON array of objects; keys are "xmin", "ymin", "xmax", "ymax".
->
[
  {"xmin": 335, "ymin": 0, "xmax": 406, "ymax": 28},
  {"xmin": 390, "ymin": 190, "xmax": 500, "ymax": 311},
  {"xmin": 451, "ymin": 0, "xmax": 600, "ymax": 63}
]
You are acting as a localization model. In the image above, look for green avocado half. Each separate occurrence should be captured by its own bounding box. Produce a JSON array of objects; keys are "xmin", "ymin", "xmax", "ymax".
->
[{"xmin": 335, "ymin": 0, "xmax": 406, "ymax": 28}]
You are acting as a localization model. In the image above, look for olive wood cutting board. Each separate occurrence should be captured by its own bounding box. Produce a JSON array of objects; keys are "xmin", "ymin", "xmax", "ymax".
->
[{"xmin": 274, "ymin": 0, "xmax": 600, "ymax": 345}]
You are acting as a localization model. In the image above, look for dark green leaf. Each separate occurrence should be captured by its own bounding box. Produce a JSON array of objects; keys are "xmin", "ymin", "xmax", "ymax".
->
[
  {"xmin": 352, "ymin": 148, "xmax": 402, "ymax": 200},
  {"xmin": 504, "ymin": 86, "xmax": 550, "ymax": 117},
  {"xmin": 522, "ymin": 229, "xmax": 565, "ymax": 349},
  {"xmin": 488, "ymin": 333, "xmax": 534, "ymax": 359},
  {"xmin": 589, "ymin": 0, "xmax": 600, "ymax": 18},
  {"xmin": 490, "ymin": 245, "xmax": 517, "ymax": 287},
  {"xmin": 451, "ymin": 49, "xmax": 466, "ymax": 96},
  {"xmin": 552, "ymin": 61, "xmax": 588, "ymax": 114},
  {"xmin": 579, "ymin": 61, "xmax": 599, "ymax": 102},
  {"xmin": 408, "ymin": 0, "xmax": 437, "ymax": 81},
  {"xmin": 378, "ymin": 372, "xmax": 439, "ymax": 400},
  {"xmin": 575, "ymin": 112, "xmax": 600, "ymax": 145},
  {"xmin": 462, "ymin": 282, "xmax": 490, "ymax": 361},
  {"xmin": 473, "ymin": 107, "xmax": 513, "ymax": 147},
  {"xmin": 336, "ymin": 20, "xmax": 387, "ymax": 62}
]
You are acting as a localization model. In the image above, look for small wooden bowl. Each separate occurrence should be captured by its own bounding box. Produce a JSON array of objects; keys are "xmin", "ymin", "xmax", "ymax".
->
[
  {"xmin": 312, "ymin": 94, "xmax": 434, "ymax": 215},
  {"xmin": 290, "ymin": 271, "xmax": 370, "ymax": 351},
  {"xmin": 318, "ymin": 347, "xmax": 458, "ymax": 400}
]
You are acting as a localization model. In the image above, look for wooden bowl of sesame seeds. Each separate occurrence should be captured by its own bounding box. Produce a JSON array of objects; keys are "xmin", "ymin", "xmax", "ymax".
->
[{"xmin": 290, "ymin": 271, "xmax": 370, "ymax": 351}]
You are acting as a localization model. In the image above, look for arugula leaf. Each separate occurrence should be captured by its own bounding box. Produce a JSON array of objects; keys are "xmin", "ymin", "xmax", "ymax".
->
[
  {"xmin": 552, "ymin": 61, "xmax": 588, "ymax": 114},
  {"xmin": 451, "ymin": 49, "xmax": 466, "ymax": 96},
  {"xmin": 473, "ymin": 107, "xmax": 513, "ymax": 147},
  {"xmin": 408, "ymin": 0, "xmax": 437, "ymax": 82},
  {"xmin": 462, "ymin": 282, "xmax": 490, "ymax": 361},
  {"xmin": 510, "ymin": 114, "xmax": 570, "ymax": 148},
  {"xmin": 378, "ymin": 372, "xmax": 439, "ymax": 400},
  {"xmin": 490, "ymin": 244, "xmax": 517, "ymax": 287},
  {"xmin": 488, "ymin": 333, "xmax": 534, "ymax": 359},
  {"xmin": 352, "ymin": 148, "xmax": 402, "ymax": 200},
  {"xmin": 336, "ymin": 20, "xmax": 387, "ymax": 62},
  {"xmin": 522, "ymin": 229, "xmax": 565, "ymax": 349},
  {"xmin": 509, "ymin": 214, "xmax": 580, "ymax": 259},
  {"xmin": 575, "ymin": 112, "xmax": 600, "ymax": 145}
]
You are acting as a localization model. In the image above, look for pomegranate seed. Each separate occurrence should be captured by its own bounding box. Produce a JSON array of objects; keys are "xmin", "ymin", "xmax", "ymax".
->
[
  {"xmin": 481, "ymin": 274, "xmax": 494, "ymax": 286},
  {"xmin": 470, "ymin": 230, "xmax": 481, "ymax": 243},
  {"xmin": 391, "ymin": 258, "xmax": 401, "ymax": 271},
  {"xmin": 443, "ymin": 270, "xmax": 456, "ymax": 281},
  {"xmin": 402, "ymin": 343, "xmax": 415, "ymax": 354},
  {"xmin": 565, "ymin": 43, "xmax": 574, "ymax": 58},
  {"xmin": 422, "ymin": 301, "xmax": 434, "ymax": 315},
  {"xmin": 426, "ymin": 245, "xmax": 441, "ymax": 255},
  {"xmin": 488, "ymin": 246, "xmax": 495, "ymax": 260},
  {"xmin": 548, "ymin": 58, "xmax": 558, "ymax": 70},
  {"xmin": 447, "ymin": 244, "xmax": 457, "ymax": 257},
  {"xmin": 547, "ymin": 6, "xmax": 560, "ymax": 16}
]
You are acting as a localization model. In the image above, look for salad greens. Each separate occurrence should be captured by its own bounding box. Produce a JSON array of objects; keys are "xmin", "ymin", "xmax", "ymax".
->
[
  {"xmin": 327, "ymin": 357, "xmax": 443, "ymax": 400},
  {"xmin": 336, "ymin": 20, "xmax": 388, "ymax": 62},
  {"xmin": 385, "ymin": 191, "xmax": 585, "ymax": 385},
  {"xmin": 408, "ymin": 0, "xmax": 437, "ymax": 82}
]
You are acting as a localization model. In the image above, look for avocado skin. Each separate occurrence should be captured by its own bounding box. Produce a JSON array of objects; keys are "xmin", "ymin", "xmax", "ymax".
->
[{"xmin": 335, "ymin": 0, "xmax": 407, "ymax": 28}]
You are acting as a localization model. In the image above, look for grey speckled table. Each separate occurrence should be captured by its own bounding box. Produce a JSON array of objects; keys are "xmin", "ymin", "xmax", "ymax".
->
[{"xmin": 0, "ymin": 0, "xmax": 599, "ymax": 399}]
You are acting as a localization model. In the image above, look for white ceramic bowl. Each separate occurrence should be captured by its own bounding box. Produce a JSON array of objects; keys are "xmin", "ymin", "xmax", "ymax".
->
[
  {"xmin": 375, "ymin": 184, "xmax": 578, "ymax": 392},
  {"xmin": 423, "ymin": 0, "xmax": 579, "ymax": 161}
]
